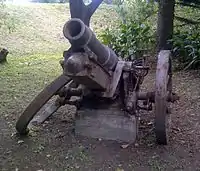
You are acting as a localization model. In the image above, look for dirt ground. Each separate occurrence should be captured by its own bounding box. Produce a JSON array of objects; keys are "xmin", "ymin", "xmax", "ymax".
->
[{"xmin": 0, "ymin": 69, "xmax": 200, "ymax": 171}]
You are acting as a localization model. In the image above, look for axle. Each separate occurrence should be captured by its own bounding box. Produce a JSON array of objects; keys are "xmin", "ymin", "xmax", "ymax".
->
[
  {"xmin": 57, "ymin": 84, "xmax": 179, "ymax": 109},
  {"xmin": 125, "ymin": 91, "xmax": 179, "ymax": 114}
]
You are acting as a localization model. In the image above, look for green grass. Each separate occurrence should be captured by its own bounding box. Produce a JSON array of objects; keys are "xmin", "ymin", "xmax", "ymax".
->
[
  {"xmin": 0, "ymin": 3, "xmax": 118, "ymax": 56},
  {"xmin": 0, "ymin": 3, "xmax": 118, "ymax": 121},
  {"xmin": 1, "ymin": 4, "xmax": 71, "ymax": 55},
  {"xmin": 0, "ymin": 53, "xmax": 62, "ymax": 119}
]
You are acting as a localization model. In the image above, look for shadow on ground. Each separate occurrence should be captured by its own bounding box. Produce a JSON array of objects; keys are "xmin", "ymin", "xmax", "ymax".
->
[{"xmin": 0, "ymin": 70, "xmax": 200, "ymax": 171}]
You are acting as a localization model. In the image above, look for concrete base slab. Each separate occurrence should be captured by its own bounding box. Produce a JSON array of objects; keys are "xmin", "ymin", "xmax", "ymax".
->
[{"xmin": 75, "ymin": 109, "xmax": 137, "ymax": 143}]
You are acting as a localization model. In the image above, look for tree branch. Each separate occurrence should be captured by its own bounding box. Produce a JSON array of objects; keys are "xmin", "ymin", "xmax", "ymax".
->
[
  {"xmin": 69, "ymin": 0, "xmax": 86, "ymax": 18},
  {"xmin": 69, "ymin": 0, "xmax": 103, "ymax": 26},
  {"xmin": 175, "ymin": 16, "xmax": 200, "ymax": 25},
  {"xmin": 176, "ymin": 2, "xmax": 200, "ymax": 9},
  {"xmin": 88, "ymin": 0, "xmax": 104, "ymax": 16}
]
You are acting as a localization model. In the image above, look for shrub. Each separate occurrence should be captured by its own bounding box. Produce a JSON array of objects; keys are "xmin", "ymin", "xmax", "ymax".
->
[
  {"xmin": 99, "ymin": 0, "xmax": 157, "ymax": 59},
  {"xmin": 117, "ymin": 0, "xmax": 157, "ymax": 24},
  {"xmin": 100, "ymin": 21, "xmax": 155, "ymax": 59},
  {"xmin": 171, "ymin": 4, "xmax": 200, "ymax": 70},
  {"xmin": 171, "ymin": 27, "xmax": 200, "ymax": 70}
]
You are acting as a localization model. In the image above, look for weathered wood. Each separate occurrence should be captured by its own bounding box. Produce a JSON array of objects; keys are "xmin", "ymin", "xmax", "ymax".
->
[
  {"xmin": 29, "ymin": 101, "xmax": 61, "ymax": 127},
  {"xmin": 155, "ymin": 50, "xmax": 171, "ymax": 145},
  {"xmin": 0, "ymin": 48, "xmax": 8, "ymax": 63}
]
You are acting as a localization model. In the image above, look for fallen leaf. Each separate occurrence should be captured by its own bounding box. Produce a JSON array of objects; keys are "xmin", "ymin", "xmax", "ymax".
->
[
  {"xmin": 17, "ymin": 140, "xmax": 24, "ymax": 144},
  {"xmin": 46, "ymin": 154, "xmax": 51, "ymax": 158},
  {"xmin": 134, "ymin": 143, "xmax": 139, "ymax": 147},
  {"xmin": 121, "ymin": 144, "xmax": 130, "ymax": 149},
  {"xmin": 75, "ymin": 165, "xmax": 80, "ymax": 169}
]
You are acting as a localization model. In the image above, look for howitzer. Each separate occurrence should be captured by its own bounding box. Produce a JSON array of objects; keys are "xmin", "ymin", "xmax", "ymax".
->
[{"xmin": 15, "ymin": 2, "xmax": 179, "ymax": 145}]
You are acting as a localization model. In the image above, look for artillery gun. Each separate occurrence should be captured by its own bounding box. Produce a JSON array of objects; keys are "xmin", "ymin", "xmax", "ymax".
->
[{"xmin": 16, "ymin": 2, "xmax": 179, "ymax": 145}]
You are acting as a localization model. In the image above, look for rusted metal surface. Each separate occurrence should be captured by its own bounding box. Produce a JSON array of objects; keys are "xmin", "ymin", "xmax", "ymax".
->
[
  {"xmin": 29, "ymin": 82, "xmax": 82, "ymax": 126},
  {"xmin": 126, "ymin": 91, "xmax": 137, "ymax": 114},
  {"xmin": 64, "ymin": 52, "xmax": 89, "ymax": 75},
  {"xmin": 103, "ymin": 61, "xmax": 125, "ymax": 98},
  {"xmin": 16, "ymin": 75, "xmax": 71, "ymax": 135},
  {"xmin": 155, "ymin": 50, "xmax": 171, "ymax": 145},
  {"xmin": 137, "ymin": 92, "xmax": 179, "ymax": 103},
  {"xmin": 63, "ymin": 18, "xmax": 119, "ymax": 71},
  {"xmin": 66, "ymin": 58, "xmax": 111, "ymax": 91},
  {"xmin": 123, "ymin": 62, "xmax": 150, "ymax": 71}
]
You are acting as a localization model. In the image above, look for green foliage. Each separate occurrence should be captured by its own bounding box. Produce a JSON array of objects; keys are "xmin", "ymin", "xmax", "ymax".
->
[
  {"xmin": 100, "ymin": 0, "xmax": 157, "ymax": 59},
  {"xmin": 99, "ymin": 0, "xmax": 200, "ymax": 70},
  {"xmin": 171, "ymin": 27, "xmax": 200, "ymax": 70},
  {"xmin": 116, "ymin": 0, "xmax": 157, "ymax": 23},
  {"xmin": 100, "ymin": 21, "xmax": 155, "ymax": 59},
  {"xmin": 171, "ymin": 4, "xmax": 200, "ymax": 70}
]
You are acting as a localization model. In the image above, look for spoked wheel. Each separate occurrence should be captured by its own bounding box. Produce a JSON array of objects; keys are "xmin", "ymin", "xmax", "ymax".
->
[
  {"xmin": 155, "ymin": 50, "xmax": 172, "ymax": 145},
  {"xmin": 16, "ymin": 75, "xmax": 72, "ymax": 135}
]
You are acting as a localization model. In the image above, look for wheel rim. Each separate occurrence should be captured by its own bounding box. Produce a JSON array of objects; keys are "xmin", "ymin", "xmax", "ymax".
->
[
  {"xmin": 155, "ymin": 50, "xmax": 172, "ymax": 145},
  {"xmin": 16, "ymin": 75, "xmax": 71, "ymax": 135}
]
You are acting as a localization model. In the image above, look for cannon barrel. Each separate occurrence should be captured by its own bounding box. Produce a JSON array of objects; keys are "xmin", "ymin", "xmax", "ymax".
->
[{"xmin": 63, "ymin": 18, "xmax": 119, "ymax": 71}]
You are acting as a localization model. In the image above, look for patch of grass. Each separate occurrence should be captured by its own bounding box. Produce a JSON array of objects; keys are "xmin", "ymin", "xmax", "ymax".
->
[
  {"xmin": 0, "ymin": 53, "xmax": 62, "ymax": 119},
  {"xmin": 91, "ymin": 4, "xmax": 118, "ymax": 37},
  {"xmin": 148, "ymin": 158, "xmax": 166, "ymax": 171},
  {"xmin": 0, "ymin": 3, "xmax": 118, "ymax": 56},
  {"xmin": 0, "ymin": 4, "xmax": 70, "ymax": 56}
]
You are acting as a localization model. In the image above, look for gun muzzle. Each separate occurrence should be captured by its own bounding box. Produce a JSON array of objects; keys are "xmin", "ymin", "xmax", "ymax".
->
[{"xmin": 63, "ymin": 18, "xmax": 118, "ymax": 71}]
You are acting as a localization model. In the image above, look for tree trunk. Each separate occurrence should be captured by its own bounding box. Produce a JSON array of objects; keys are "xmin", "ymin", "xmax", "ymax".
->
[
  {"xmin": 69, "ymin": 0, "xmax": 103, "ymax": 26},
  {"xmin": 66, "ymin": 0, "xmax": 103, "ymax": 54},
  {"xmin": 0, "ymin": 48, "xmax": 8, "ymax": 63},
  {"xmin": 157, "ymin": 0, "xmax": 175, "ymax": 51}
]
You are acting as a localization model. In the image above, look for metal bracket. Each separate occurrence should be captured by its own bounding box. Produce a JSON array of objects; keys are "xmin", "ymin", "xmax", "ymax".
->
[{"xmin": 103, "ymin": 61, "xmax": 125, "ymax": 98}]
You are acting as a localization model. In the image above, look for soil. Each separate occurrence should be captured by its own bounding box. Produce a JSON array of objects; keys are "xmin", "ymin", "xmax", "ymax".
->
[{"xmin": 0, "ymin": 69, "xmax": 200, "ymax": 171}]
